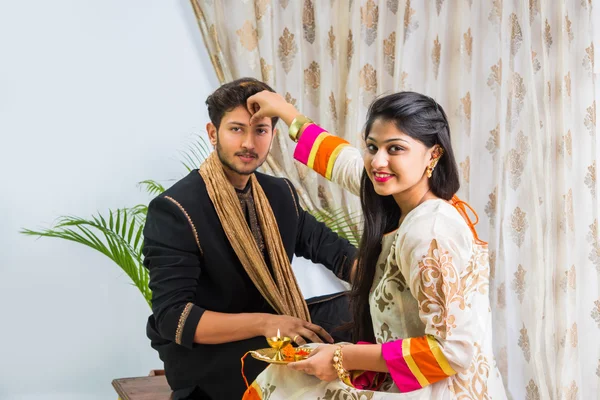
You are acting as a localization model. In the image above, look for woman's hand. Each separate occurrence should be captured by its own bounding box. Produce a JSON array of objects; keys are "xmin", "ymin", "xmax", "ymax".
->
[
  {"xmin": 246, "ymin": 90, "xmax": 300, "ymax": 126},
  {"xmin": 287, "ymin": 344, "xmax": 340, "ymax": 382}
]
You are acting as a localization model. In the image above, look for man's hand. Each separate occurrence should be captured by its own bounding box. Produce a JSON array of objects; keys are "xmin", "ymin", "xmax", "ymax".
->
[{"xmin": 261, "ymin": 314, "xmax": 334, "ymax": 345}]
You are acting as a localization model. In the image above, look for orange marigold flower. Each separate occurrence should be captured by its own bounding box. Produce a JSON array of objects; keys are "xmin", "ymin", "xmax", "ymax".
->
[{"xmin": 282, "ymin": 344, "xmax": 295, "ymax": 360}]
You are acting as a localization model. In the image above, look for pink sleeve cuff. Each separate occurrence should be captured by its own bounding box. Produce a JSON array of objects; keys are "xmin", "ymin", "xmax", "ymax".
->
[
  {"xmin": 293, "ymin": 124, "xmax": 327, "ymax": 165},
  {"xmin": 382, "ymin": 340, "xmax": 423, "ymax": 392},
  {"xmin": 293, "ymin": 123, "xmax": 349, "ymax": 180},
  {"xmin": 347, "ymin": 341, "xmax": 386, "ymax": 391}
]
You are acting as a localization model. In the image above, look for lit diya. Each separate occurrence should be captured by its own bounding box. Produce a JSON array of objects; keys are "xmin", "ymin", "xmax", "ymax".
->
[{"xmin": 249, "ymin": 329, "xmax": 313, "ymax": 364}]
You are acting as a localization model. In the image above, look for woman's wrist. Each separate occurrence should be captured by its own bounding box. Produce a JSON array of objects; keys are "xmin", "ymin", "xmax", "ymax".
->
[
  {"xmin": 280, "ymin": 103, "xmax": 301, "ymax": 126},
  {"xmin": 288, "ymin": 115, "xmax": 313, "ymax": 142},
  {"xmin": 333, "ymin": 345, "xmax": 351, "ymax": 381},
  {"xmin": 340, "ymin": 344, "xmax": 355, "ymax": 371}
]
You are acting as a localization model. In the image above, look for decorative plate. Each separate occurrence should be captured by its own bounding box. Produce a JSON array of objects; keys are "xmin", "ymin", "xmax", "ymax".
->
[{"xmin": 249, "ymin": 347, "xmax": 312, "ymax": 364}]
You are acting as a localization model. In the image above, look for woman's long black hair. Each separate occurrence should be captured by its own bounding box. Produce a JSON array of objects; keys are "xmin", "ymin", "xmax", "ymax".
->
[{"xmin": 352, "ymin": 92, "xmax": 461, "ymax": 342}]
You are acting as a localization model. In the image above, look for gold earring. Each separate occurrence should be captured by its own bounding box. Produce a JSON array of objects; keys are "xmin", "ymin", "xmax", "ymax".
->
[
  {"xmin": 427, "ymin": 159, "xmax": 440, "ymax": 178},
  {"xmin": 426, "ymin": 148, "xmax": 444, "ymax": 178}
]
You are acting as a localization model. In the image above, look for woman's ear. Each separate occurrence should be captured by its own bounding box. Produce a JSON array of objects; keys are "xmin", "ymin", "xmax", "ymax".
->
[{"xmin": 430, "ymin": 145, "xmax": 444, "ymax": 162}]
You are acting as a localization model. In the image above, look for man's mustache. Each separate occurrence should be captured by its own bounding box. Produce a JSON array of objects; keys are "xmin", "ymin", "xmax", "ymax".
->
[{"xmin": 235, "ymin": 151, "xmax": 258, "ymax": 158}]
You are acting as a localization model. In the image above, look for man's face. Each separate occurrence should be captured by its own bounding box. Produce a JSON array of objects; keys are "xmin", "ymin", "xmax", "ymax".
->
[{"xmin": 207, "ymin": 105, "xmax": 275, "ymax": 177}]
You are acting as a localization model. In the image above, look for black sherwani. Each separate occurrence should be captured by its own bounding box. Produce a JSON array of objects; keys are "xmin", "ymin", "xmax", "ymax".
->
[{"xmin": 143, "ymin": 169, "xmax": 357, "ymax": 399}]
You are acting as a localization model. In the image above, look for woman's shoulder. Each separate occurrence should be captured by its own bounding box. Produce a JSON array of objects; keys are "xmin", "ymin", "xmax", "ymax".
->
[{"xmin": 396, "ymin": 199, "xmax": 474, "ymax": 253}]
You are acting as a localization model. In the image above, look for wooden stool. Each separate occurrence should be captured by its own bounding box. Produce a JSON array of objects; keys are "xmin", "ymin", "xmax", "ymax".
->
[{"xmin": 112, "ymin": 370, "xmax": 172, "ymax": 400}]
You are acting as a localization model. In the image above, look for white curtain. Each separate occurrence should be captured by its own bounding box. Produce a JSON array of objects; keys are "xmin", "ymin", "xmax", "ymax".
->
[{"xmin": 191, "ymin": 0, "xmax": 600, "ymax": 397}]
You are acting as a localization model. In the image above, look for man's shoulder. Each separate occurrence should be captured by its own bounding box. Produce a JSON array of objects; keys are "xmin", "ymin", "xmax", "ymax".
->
[
  {"xmin": 255, "ymin": 171, "xmax": 295, "ymax": 194},
  {"xmin": 255, "ymin": 172, "xmax": 300, "ymax": 217},
  {"xmin": 154, "ymin": 170, "xmax": 206, "ymax": 206}
]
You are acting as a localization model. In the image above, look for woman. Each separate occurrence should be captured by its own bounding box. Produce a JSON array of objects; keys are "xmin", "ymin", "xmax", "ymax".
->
[{"xmin": 243, "ymin": 91, "xmax": 507, "ymax": 399}]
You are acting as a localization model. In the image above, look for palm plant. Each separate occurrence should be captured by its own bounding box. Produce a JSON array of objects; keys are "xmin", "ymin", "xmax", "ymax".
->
[
  {"xmin": 21, "ymin": 135, "xmax": 361, "ymax": 307},
  {"xmin": 310, "ymin": 207, "xmax": 361, "ymax": 248}
]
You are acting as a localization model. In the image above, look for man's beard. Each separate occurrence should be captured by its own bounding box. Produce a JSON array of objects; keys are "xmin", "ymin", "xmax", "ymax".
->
[{"xmin": 216, "ymin": 140, "xmax": 266, "ymax": 176}]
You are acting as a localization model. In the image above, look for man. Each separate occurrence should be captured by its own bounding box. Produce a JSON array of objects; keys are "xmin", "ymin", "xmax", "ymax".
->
[{"xmin": 143, "ymin": 78, "xmax": 357, "ymax": 399}]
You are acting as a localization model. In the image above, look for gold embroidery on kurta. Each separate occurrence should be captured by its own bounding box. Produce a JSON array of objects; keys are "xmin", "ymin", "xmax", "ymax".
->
[
  {"xmin": 449, "ymin": 343, "xmax": 491, "ymax": 399},
  {"xmin": 283, "ymin": 179, "xmax": 299, "ymax": 218},
  {"xmin": 164, "ymin": 196, "xmax": 203, "ymax": 255},
  {"xmin": 416, "ymin": 239, "xmax": 481, "ymax": 338},
  {"xmin": 175, "ymin": 302, "xmax": 194, "ymax": 345}
]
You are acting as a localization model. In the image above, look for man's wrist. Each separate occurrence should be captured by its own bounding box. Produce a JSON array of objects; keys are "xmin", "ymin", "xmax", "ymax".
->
[{"xmin": 250, "ymin": 313, "xmax": 269, "ymax": 337}]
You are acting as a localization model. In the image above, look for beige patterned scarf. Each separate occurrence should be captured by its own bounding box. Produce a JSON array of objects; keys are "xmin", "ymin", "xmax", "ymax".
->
[{"xmin": 199, "ymin": 151, "xmax": 310, "ymax": 322}]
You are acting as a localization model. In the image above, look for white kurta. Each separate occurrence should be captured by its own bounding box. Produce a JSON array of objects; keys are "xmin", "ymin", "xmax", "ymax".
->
[{"xmin": 247, "ymin": 147, "xmax": 507, "ymax": 399}]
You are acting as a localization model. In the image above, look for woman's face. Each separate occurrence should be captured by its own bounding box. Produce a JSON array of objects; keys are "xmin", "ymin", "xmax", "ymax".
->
[{"xmin": 363, "ymin": 119, "xmax": 434, "ymax": 198}]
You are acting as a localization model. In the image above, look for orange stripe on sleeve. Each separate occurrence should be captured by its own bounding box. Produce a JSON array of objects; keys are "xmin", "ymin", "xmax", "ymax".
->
[
  {"xmin": 313, "ymin": 135, "xmax": 347, "ymax": 177},
  {"xmin": 409, "ymin": 336, "xmax": 450, "ymax": 383}
]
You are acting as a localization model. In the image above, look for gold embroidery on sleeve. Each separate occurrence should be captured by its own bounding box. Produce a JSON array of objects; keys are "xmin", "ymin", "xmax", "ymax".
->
[
  {"xmin": 175, "ymin": 302, "xmax": 194, "ymax": 345},
  {"xmin": 283, "ymin": 180, "xmax": 299, "ymax": 218},
  {"xmin": 164, "ymin": 196, "xmax": 203, "ymax": 255}
]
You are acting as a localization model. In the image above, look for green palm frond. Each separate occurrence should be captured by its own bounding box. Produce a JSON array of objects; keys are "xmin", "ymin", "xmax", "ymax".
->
[
  {"xmin": 21, "ymin": 208, "xmax": 151, "ymax": 307},
  {"xmin": 180, "ymin": 134, "xmax": 211, "ymax": 172},
  {"xmin": 21, "ymin": 135, "xmax": 213, "ymax": 306},
  {"xmin": 309, "ymin": 208, "xmax": 362, "ymax": 247},
  {"xmin": 138, "ymin": 180, "xmax": 166, "ymax": 197}
]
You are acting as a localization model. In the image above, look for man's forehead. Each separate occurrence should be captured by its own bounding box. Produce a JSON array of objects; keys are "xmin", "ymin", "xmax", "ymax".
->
[{"xmin": 222, "ymin": 106, "xmax": 272, "ymax": 127}]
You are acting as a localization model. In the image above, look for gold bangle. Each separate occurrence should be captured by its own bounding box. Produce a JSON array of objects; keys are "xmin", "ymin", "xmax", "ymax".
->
[
  {"xmin": 332, "ymin": 345, "xmax": 350, "ymax": 382},
  {"xmin": 288, "ymin": 114, "xmax": 313, "ymax": 142}
]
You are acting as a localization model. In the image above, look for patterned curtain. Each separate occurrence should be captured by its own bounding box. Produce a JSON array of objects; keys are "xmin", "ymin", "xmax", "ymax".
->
[{"xmin": 190, "ymin": 0, "xmax": 599, "ymax": 398}]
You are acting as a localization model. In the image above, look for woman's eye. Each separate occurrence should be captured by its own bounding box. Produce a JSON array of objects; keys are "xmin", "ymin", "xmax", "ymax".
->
[
  {"xmin": 389, "ymin": 146, "xmax": 405, "ymax": 152},
  {"xmin": 366, "ymin": 144, "xmax": 377, "ymax": 152}
]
